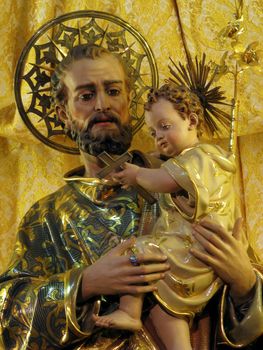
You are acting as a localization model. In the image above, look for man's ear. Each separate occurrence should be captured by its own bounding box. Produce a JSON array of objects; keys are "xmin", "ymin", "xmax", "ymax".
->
[
  {"xmin": 188, "ymin": 113, "xmax": 199, "ymax": 130},
  {"xmin": 56, "ymin": 105, "xmax": 71, "ymax": 129}
]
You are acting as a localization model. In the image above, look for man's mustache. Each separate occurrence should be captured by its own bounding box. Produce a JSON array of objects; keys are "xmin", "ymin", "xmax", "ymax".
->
[
  {"xmin": 68, "ymin": 111, "xmax": 132, "ymax": 156},
  {"xmin": 85, "ymin": 112, "xmax": 121, "ymax": 133}
]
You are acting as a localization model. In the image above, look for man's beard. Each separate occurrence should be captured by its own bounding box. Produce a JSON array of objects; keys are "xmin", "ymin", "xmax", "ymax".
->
[{"xmin": 69, "ymin": 112, "xmax": 133, "ymax": 156}]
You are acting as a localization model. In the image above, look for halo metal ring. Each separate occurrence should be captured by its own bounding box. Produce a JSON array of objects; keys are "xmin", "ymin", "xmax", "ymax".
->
[{"xmin": 15, "ymin": 10, "xmax": 159, "ymax": 154}]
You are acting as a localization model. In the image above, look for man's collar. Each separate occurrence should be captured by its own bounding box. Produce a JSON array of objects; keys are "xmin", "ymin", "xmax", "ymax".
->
[{"xmin": 63, "ymin": 165, "xmax": 117, "ymax": 187}]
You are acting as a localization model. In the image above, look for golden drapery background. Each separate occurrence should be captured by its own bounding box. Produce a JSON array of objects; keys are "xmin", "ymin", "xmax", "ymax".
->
[{"xmin": 0, "ymin": 0, "xmax": 262, "ymax": 273}]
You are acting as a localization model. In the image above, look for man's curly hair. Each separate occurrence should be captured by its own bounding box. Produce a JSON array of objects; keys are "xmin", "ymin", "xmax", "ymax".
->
[
  {"xmin": 50, "ymin": 44, "xmax": 132, "ymax": 107},
  {"xmin": 145, "ymin": 83, "xmax": 204, "ymax": 136}
]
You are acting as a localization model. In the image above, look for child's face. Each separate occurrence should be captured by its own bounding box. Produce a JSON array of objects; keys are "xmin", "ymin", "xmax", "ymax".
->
[{"xmin": 145, "ymin": 98, "xmax": 196, "ymax": 157}]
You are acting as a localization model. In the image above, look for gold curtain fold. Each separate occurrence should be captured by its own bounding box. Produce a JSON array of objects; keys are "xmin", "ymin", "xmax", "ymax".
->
[{"xmin": 0, "ymin": 0, "xmax": 262, "ymax": 271}]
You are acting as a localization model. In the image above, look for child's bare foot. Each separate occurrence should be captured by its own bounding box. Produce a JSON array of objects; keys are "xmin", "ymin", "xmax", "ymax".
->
[{"xmin": 93, "ymin": 309, "xmax": 142, "ymax": 331}]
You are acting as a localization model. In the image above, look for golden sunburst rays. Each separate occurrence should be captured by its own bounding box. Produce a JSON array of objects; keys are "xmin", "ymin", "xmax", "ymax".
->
[
  {"xmin": 171, "ymin": 0, "xmax": 233, "ymax": 138},
  {"xmin": 77, "ymin": 21, "xmax": 83, "ymax": 45},
  {"xmin": 168, "ymin": 53, "xmax": 231, "ymax": 137},
  {"xmin": 120, "ymin": 41, "xmax": 136, "ymax": 55},
  {"xmin": 28, "ymin": 63, "xmax": 54, "ymax": 73},
  {"xmin": 98, "ymin": 24, "xmax": 109, "ymax": 47},
  {"xmin": 27, "ymin": 87, "xmax": 52, "ymax": 94},
  {"xmin": 46, "ymin": 34, "xmax": 66, "ymax": 59},
  {"xmin": 37, "ymin": 109, "xmax": 55, "ymax": 125}
]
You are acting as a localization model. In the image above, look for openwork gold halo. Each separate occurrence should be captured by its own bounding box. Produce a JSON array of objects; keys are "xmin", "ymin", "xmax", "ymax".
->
[{"xmin": 15, "ymin": 11, "xmax": 159, "ymax": 154}]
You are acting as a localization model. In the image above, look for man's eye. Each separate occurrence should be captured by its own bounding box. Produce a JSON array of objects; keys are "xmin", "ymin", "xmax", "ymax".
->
[
  {"xmin": 107, "ymin": 89, "xmax": 120, "ymax": 96},
  {"xmin": 79, "ymin": 92, "xmax": 94, "ymax": 101}
]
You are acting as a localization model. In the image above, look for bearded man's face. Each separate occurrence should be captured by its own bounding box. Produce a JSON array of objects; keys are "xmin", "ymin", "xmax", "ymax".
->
[
  {"xmin": 60, "ymin": 55, "xmax": 132, "ymax": 155},
  {"xmin": 70, "ymin": 111, "xmax": 132, "ymax": 156}
]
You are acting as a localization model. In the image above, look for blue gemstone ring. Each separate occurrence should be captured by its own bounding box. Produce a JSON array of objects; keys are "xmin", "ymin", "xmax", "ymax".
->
[{"xmin": 129, "ymin": 254, "xmax": 140, "ymax": 266}]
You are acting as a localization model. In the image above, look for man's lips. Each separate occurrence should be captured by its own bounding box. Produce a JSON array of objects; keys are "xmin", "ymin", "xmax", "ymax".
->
[
  {"xmin": 88, "ymin": 113, "xmax": 120, "ymax": 130},
  {"xmin": 91, "ymin": 121, "xmax": 117, "ymax": 128}
]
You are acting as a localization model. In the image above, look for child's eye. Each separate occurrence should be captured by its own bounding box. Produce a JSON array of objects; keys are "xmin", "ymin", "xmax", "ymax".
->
[{"xmin": 162, "ymin": 124, "xmax": 171, "ymax": 130}]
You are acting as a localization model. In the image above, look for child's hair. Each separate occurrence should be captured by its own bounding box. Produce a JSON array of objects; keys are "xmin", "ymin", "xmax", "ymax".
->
[{"xmin": 145, "ymin": 83, "xmax": 204, "ymax": 136}]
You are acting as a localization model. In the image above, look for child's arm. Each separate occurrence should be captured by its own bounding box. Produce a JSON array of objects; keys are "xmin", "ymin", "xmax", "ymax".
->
[{"xmin": 113, "ymin": 163, "xmax": 180, "ymax": 193}]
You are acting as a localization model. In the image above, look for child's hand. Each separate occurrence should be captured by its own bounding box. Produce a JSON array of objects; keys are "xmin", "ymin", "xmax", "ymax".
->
[
  {"xmin": 173, "ymin": 195, "xmax": 195, "ymax": 217},
  {"xmin": 112, "ymin": 163, "xmax": 140, "ymax": 188}
]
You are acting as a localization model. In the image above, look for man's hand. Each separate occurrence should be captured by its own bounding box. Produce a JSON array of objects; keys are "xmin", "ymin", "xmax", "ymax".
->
[
  {"xmin": 81, "ymin": 238, "xmax": 170, "ymax": 301},
  {"xmin": 191, "ymin": 218, "xmax": 257, "ymax": 303}
]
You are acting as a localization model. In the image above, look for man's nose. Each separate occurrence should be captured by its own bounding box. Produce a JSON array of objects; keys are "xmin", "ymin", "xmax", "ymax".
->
[{"xmin": 94, "ymin": 92, "xmax": 110, "ymax": 112}]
